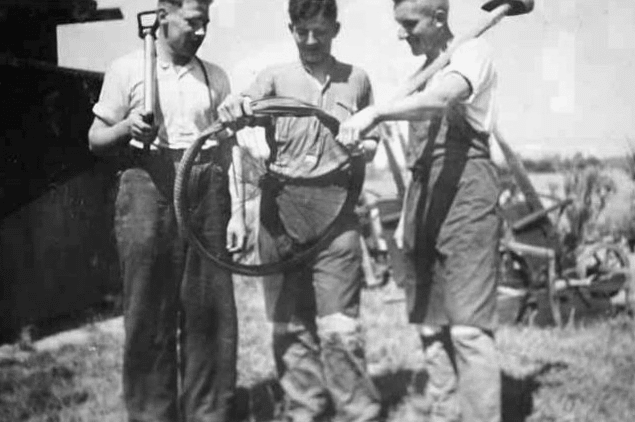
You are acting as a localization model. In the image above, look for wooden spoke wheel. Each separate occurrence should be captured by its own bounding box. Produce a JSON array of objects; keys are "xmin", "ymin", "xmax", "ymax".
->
[
  {"xmin": 549, "ymin": 243, "xmax": 631, "ymax": 325},
  {"xmin": 575, "ymin": 243, "xmax": 630, "ymax": 293},
  {"xmin": 576, "ymin": 243, "xmax": 631, "ymax": 310}
]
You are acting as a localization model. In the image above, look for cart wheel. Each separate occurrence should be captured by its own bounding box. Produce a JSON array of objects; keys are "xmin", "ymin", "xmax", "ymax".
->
[
  {"xmin": 576, "ymin": 243, "xmax": 630, "ymax": 285},
  {"xmin": 549, "ymin": 243, "xmax": 632, "ymax": 326},
  {"xmin": 576, "ymin": 242, "xmax": 631, "ymax": 308}
]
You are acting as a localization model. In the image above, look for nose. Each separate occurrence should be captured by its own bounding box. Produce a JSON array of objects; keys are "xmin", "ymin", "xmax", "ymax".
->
[
  {"xmin": 306, "ymin": 31, "xmax": 318, "ymax": 45},
  {"xmin": 397, "ymin": 27, "xmax": 408, "ymax": 40}
]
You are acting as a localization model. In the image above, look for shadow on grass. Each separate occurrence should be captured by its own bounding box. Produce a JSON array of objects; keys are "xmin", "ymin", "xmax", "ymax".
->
[
  {"xmin": 502, "ymin": 361, "xmax": 569, "ymax": 422},
  {"xmin": 232, "ymin": 370, "xmax": 427, "ymax": 422},
  {"xmin": 232, "ymin": 363, "xmax": 568, "ymax": 422},
  {"xmin": 233, "ymin": 379, "xmax": 283, "ymax": 422},
  {"xmin": 232, "ymin": 370, "xmax": 427, "ymax": 421},
  {"xmin": 502, "ymin": 372, "xmax": 537, "ymax": 422},
  {"xmin": 374, "ymin": 369, "xmax": 426, "ymax": 408}
]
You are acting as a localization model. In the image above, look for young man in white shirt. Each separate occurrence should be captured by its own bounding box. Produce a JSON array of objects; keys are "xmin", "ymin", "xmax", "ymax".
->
[{"xmin": 88, "ymin": 1, "xmax": 245, "ymax": 420}]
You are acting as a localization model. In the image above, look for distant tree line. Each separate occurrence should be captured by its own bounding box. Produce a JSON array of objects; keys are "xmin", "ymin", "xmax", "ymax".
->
[{"xmin": 520, "ymin": 153, "xmax": 603, "ymax": 173}]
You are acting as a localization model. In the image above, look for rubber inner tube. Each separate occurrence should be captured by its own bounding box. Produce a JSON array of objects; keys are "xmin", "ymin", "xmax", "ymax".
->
[{"xmin": 173, "ymin": 96, "xmax": 364, "ymax": 276}]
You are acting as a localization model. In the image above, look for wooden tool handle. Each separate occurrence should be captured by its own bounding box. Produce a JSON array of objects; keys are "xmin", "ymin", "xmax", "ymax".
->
[
  {"xmin": 143, "ymin": 32, "xmax": 156, "ymax": 121},
  {"xmin": 393, "ymin": 3, "xmax": 511, "ymax": 100},
  {"xmin": 142, "ymin": 32, "xmax": 156, "ymax": 150}
]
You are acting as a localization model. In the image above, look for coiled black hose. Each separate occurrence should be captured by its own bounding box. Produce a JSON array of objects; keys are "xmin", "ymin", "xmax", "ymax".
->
[{"xmin": 173, "ymin": 97, "xmax": 364, "ymax": 276}]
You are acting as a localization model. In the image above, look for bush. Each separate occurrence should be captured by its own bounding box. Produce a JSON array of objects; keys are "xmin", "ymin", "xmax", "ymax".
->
[{"xmin": 562, "ymin": 163, "xmax": 635, "ymax": 247}]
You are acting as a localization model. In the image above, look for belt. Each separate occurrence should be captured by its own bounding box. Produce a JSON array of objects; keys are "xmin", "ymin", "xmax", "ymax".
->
[
  {"xmin": 267, "ymin": 168, "xmax": 352, "ymax": 188},
  {"xmin": 130, "ymin": 146, "xmax": 216, "ymax": 164}
]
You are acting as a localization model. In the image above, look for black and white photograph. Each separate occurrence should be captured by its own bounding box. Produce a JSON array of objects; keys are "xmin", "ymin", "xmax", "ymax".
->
[{"xmin": 1, "ymin": 1, "xmax": 634, "ymax": 421}]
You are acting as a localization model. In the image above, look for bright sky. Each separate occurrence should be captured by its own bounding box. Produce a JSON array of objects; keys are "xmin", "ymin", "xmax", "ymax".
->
[{"xmin": 58, "ymin": 0, "xmax": 635, "ymax": 160}]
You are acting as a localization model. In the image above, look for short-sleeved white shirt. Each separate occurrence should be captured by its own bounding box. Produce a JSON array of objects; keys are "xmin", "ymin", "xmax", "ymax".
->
[
  {"xmin": 428, "ymin": 38, "xmax": 497, "ymax": 133},
  {"xmin": 93, "ymin": 49, "xmax": 230, "ymax": 149}
]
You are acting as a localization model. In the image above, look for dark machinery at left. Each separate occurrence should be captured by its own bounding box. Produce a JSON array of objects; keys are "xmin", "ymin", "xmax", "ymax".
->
[{"xmin": 0, "ymin": 1, "xmax": 124, "ymax": 342}]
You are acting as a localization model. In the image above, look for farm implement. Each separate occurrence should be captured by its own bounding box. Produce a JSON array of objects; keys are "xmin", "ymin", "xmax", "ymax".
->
[
  {"xmin": 360, "ymin": 123, "xmax": 632, "ymax": 327},
  {"xmin": 495, "ymin": 128, "xmax": 632, "ymax": 326}
]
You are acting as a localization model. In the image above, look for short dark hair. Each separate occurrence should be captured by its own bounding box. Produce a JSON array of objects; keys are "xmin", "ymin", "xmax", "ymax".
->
[
  {"xmin": 392, "ymin": 0, "xmax": 449, "ymax": 12},
  {"xmin": 158, "ymin": 0, "xmax": 212, "ymax": 8},
  {"xmin": 288, "ymin": 0, "xmax": 338, "ymax": 24}
]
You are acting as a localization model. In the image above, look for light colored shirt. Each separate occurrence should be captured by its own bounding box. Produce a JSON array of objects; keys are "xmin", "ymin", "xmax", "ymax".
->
[
  {"xmin": 428, "ymin": 38, "xmax": 497, "ymax": 133},
  {"xmin": 406, "ymin": 38, "xmax": 498, "ymax": 167},
  {"xmin": 93, "ymin": 48, "xmax": 230, "ymax": 149},
  {"xmin": 242, "ymin": 57, "xmax": 376, "ymax": 178}
]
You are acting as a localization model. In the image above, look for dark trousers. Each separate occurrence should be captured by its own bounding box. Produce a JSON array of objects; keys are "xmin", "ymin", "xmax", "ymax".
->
[{"xmin": 114, "ymin": 156, "xmax": 237, "ymax": 422}]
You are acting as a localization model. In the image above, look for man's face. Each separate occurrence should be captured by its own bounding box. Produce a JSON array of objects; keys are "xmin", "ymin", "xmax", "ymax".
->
[
  {"xmin": 289, "ymin": 14, "xmax": 340, "ymax": 66},
  {"xmin": 394, "ymin": 0, "xmax": 444, "ymax": 57},
  {"xmin": 160, "ymin": 1, "xmax": 210, "ymax": 59}
]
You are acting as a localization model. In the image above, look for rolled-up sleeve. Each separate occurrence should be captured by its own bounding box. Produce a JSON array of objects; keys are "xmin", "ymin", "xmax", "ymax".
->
[
  {"xmin": 445, "ymin": 39, "xmax": 495, "ymax": 104},
  {"xmin": 92, "ymin": 58, "xmax": 130, "ymax": 125},
  {"xmin": 241, "ymin": 67, "xmax": 275, "ymax": 100}
]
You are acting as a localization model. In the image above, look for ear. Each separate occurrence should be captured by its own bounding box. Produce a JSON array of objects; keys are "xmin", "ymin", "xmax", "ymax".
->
[
  {"xmin": 333, "ymin": 21, "xmax": 341, "ymax": 37},
  {"xmin": 434, "ymin": 9, "xmax": 447, "ymax": 27},
  {"xmin": 157, "ymin": 7, "xmax": 168, "ymax": 25}
]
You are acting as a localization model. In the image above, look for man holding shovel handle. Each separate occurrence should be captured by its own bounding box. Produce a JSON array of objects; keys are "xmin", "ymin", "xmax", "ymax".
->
[
  {"xmin": 88, "ymin": 1, "xmax": 245, "ymax": 421},
  {"xmin": 339, "ymin": 1, "xmax": 534, "ymax": 421}
]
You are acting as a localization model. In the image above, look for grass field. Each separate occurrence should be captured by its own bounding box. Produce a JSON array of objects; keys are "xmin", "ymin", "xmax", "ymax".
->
[
  {"xmin": 2, "ymin": 275, "xmax": 635, "ymax": 422},
  {"xmin": 2, "ymin": 168, "xmax": 634, "ymax": 421}
]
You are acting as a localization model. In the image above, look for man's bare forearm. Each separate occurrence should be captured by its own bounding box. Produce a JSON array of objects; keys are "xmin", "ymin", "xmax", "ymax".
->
[
  {"xmin": 375, "ymin": 89, "xmax": 454, "ymax": 123},
  {"xmin": 229, "ymin": 142, "xmax": 246, "ymax": 221},
  {"xmin": 88, "ymin": 118, "xmax": 131, "ymax": 155}
]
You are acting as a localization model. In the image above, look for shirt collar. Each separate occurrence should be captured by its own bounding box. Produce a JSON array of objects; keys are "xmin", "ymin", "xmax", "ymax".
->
[
  {"xmin": 302, "ymin": 55, "xmax": 336, "ymax": 75},
  {"xmin": 300, "ymin": 55, "xmax": 337, "ymax": 91},
  {"xmin": 156, "ymin": 42, "xmax": 196, "ymax": 75}
]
